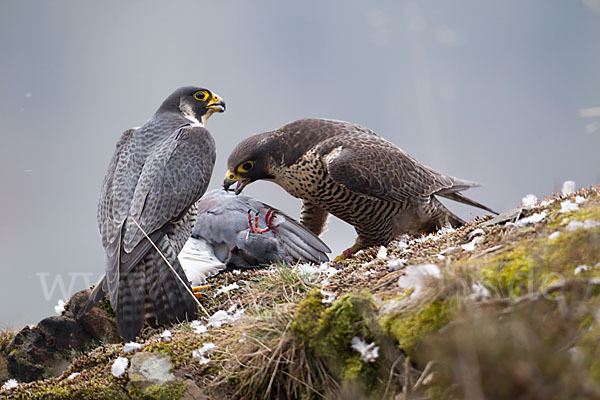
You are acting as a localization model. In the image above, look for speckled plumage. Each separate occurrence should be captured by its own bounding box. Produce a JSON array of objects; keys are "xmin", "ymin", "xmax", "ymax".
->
[
  {"xmin": 80, "ymin": 86, "xmax": 224, "ymax": 341},
  {"xmin": 224, "ymin": 118, "xmax": 496, "ymax": 252}
]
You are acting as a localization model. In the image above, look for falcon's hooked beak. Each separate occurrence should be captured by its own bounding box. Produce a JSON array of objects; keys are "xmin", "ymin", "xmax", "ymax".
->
[
  {"xmin": 223, "ymin": 171, "xmax": 250, "ymax": 195},
  {"xmin": 207, "ymin": 94, "xmax": 226, "ymax": 113}
]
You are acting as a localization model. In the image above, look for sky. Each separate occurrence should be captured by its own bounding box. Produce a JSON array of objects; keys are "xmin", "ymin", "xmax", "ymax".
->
[{"xmin": 1, "ymin": 0, "xmax": 599, "ymax": 328}]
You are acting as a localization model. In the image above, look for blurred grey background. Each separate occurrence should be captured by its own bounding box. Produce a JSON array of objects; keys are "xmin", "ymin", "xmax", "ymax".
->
[{"xmin": 1, "ymin": 0, "xmax": 599, "ymax": 329}]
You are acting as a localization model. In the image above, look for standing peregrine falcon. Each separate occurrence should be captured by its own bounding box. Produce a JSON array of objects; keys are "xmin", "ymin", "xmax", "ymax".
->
[
  {"xmin": 80, "ymin": 86, "xmax": 225, "ymax": 341},
  {"xmin": 223, "ymin": 118, "xmax": 496, "ymax": 258}
]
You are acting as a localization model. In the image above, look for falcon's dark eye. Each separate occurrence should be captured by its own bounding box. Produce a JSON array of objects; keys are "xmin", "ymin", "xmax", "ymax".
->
[
  {"xmin": 238, "ymin": 161, "xmax": 254, "ymax": 173},
  {"xmin": 193, "ymin": 90, "xmax": 208, "ymax": 101}
]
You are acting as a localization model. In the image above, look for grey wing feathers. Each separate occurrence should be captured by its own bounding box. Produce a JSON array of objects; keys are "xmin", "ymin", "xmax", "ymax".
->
[{"xmin": 123, "ymin": 127, "xmax": 215, "ymax": 253}]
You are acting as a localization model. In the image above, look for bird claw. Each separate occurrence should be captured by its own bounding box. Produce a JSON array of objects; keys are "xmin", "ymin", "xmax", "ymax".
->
[
  {"xmin": 334, "ymin": 245, "xmax": 361, "ymax": 261},
  {"xmin": 192, "ymin": 285, "xmax": 211, "ymax": 299},
  {"xmin": 247, "ymin": 209, "xmax": 277, "ymax": 234}
]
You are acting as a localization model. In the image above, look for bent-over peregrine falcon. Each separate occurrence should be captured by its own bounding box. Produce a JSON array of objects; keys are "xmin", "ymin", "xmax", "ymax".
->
[
  {"xmin": 79, "ymin": 86, "xmax": 225, "ymax": 341},
  {"xmin": 223, "ymin": 118, "xmax": 496, "ymax": 258},
  {"xmin": 178, "ymin": 189, "xmax": 331, "ymax": 285}
]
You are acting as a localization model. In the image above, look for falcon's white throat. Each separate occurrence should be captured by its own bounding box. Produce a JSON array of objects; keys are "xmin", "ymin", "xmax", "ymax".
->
[{"xmin": 180, "ymin": 103, "xmax": 204, "ymax": 127}]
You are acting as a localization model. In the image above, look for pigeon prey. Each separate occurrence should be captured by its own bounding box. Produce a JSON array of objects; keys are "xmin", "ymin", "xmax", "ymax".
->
[
  {"xmin": 223, "ymin": 118, "xmax": 496, "ymax": 259},
  {"xmin": 178, "ymin": 189, "xmax": 331, "ymax": 285},
  {"xmin": 79, "ymin": 86, "xmax": 225, "ymax": 341}
]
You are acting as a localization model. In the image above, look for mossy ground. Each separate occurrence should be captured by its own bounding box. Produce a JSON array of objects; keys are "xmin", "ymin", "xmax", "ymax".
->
[{"xmin": 3, "ymin": 186, "xmax": 600, "ymax": 399}]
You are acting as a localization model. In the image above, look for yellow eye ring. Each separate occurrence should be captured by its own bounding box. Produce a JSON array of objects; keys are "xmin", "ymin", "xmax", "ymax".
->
[
  {"xmin": 193, "ymin": 90, "xmax": 208, "ymax": 101},
  {"xmin": 237, "ymin": 161, "xmax": 254, "ymax": 173}
]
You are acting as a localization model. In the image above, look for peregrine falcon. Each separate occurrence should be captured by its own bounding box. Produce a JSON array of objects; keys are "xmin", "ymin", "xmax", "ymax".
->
[
  {"xmin": 223, "ymin": 118, "xmax": 496, "ymax": 258},
  {"xmin": 79, "ymin": 86, "xmax": 225, "ymax": 341},
  {"xmin": 178, "ymin": 189, "xmax": 331, "ymax": 285}
]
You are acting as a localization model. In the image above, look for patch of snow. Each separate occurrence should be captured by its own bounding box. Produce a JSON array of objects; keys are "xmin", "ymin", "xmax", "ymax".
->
[
  {"xmin": 521, "ymin": 194, "xmax": 538, "ymax": 207},
  {"xmin": 351, "ymin": 336, "xmax": 379, "ymax": 363},
  {"xmin": 377, "ymin": 246, "xmax": 388, "ymax": 259},
  {"xmin": 564, "ymin": 219, "xmax": 598, "ymax": 231},
  {"xmin": 321, "ymin": 290, "xmax": 336, "ymax": 304},
  {"xmin": 2, "ymin": 379, "xmax": 18, "ymax": 390},
  {"xmin": 461, "ymin": 236, "xmax": 484, "ymax": 252},
  {"xmin": 566, "ymin": 220, "xmax": 583, "ymax": 231},
  {"xmin": 160, "ymin": 329, "xmax": 172, "ymax": 342},
  {"xmin": 232, "ymin": 269, "xmax": 241, "ymax": 275},
  {"xmin": 561, "ymin": 180, "xmax": 576, "ymax": 196},
  {"xmin": 296, "ymin": 263, "xmax": 339, "ymax": 279},
  {"xmin": 440, "ymin": 246, "xmax": 459, "ymax": 256},
  {"xmin": 559, "ymin": 200, "xmax": 579, "ymax": 214},
  {"xmin": 467, "ymin": 228, "xmax": 485, "ymax": 240},
  {"xmin": 355, "ymin": 250, "xmax": 365, "ymax": 256},
  {"xmin": 515, "ymin": 212, "xmax": 547, "ymax": 227},
  {"xmin": 214, "ymin": 283, "xmax": 240, "ymax": 297},
  {"xmin": 54, "ymin": 299, "xmax": 66, "ymax": 314},
  {"xmin": 207, "ymin": 307, "xmax": 244, "ymax": 328},
  {"xmin": 468, "ymin": 283, "xmax": 491, "ymax": 300},
  {"xmin": 548, "ymin": 231, "xmax": 561, "ymax": 240},
  {"xmin": 574, "ymin": 265, "xmax": 590, "ymax": 275},
  {"xmin": 190, "ymin": 320, "xmax": 207, "ymax": 334},
  {"xmin": 363, "ymin": 269, "xmax": 377, "ymax": 277},
  {"xmin": 388, "ymin": 258, "xmax": 406, "ymax": 272},
  {"xmin": 67, "ymin": 372, "xmax": 80, "ymax": 380},
  {"xmin": 193, "ymin": 342, "xmax": 217, "ymax": 364},
  {"xmin": 397, "ymin": 264, "xmax": 442, "ymax": 298},
  {"xmin": 123, "ymin": 342, "xmax": 142, "ymax": 352},
  {"xmin": 111, "ymin": 357, "xmax": 129, "ymax": 377},
  {"xmin": 575, "ymin": 195, "xmax": 585, "ymax": 204}
]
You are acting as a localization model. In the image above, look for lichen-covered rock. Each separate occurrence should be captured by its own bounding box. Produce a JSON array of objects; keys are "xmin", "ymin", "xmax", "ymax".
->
[
  {"xmin": 6, "ymin": 316, "xmax": 94, "ymax": 382},
  {"xmin": 128, "ymin": 352, "xmax": 176, "ymax": 394}
]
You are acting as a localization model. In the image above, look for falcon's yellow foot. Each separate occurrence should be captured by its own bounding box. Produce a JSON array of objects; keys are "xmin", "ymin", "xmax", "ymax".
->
[
  {"xmin": 192, "ymin": 285, "xmax": 211, "ymax": 299},
  {"xmin": 333, "ymin": 243, "xmax": 363, "ymax": 262}
]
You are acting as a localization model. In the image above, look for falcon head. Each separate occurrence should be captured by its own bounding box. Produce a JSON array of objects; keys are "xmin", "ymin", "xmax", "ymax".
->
[
  {"xmin": 223, "ymin": 134, "xmax": 275, "ymax": 194},
  {"xmin": 158, "ymin": 86, "xmax": 226, "ymax": 126}
]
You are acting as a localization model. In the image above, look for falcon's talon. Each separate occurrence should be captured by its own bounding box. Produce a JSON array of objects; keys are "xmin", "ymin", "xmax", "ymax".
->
[{"xmin": 192, "ymin": 285, "xmax": 211, "ymax": 299}]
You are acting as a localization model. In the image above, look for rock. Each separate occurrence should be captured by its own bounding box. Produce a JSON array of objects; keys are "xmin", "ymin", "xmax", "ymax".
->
[
  {"xmin": 183, "ymin": 379, "xmax": 208, "ymax": 400},
  {"xmin": 128, "ymin": 352, "xmax": 175, "ymax": 393},
  {"xmin": 36, "ymin": 316, "xmax": 94, "ymax": 353},
  {"xmin": 6, "ymin": 288, "xmax": 119, "ymax": 383},
  {"xmin": 7, "ymin": 326, "xmax": 62, "ymax": 382},
  {"xmin": 68, "ymin": 289, "xmax": 121, "ymax": 344}
]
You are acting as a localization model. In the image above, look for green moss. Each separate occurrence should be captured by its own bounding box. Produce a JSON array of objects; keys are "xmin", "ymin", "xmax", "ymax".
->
[
  {"xmin": 290, "ymin": 290, "xmax": 399, "ymax": 398},
  {"xmin": 291, "ymin": 288, "xmax": 325, "ymax": 345},
  {"xmin": 7, "ymin": 376, "xmax": 130, "ymax": 399},
  {"xmin": 128, "ymin": 381, "xmax": 187, "ymax": 400},
  {"xmin": 381, "ymin": 299, "xmax": 454, "ymax": 355},
  {"xmin": 472, "ymin": 202, "xmax": 600, "ymax": 298},
  {"xmin": 97, "ymin": 295, "xmax": 115, "ymax": 319},
  {"xmin": 480, "ymin": 245, "xmax": 534, "ymax": 297}
]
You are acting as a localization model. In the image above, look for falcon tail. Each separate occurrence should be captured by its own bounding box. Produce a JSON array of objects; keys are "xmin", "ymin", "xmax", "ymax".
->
[
  {"xmin": 437, "ymin": 177, "xmax": 498, "ymax": 215},
  {"xmin": 115, "ymin": 236, "xmax": 197, "ymax": 342}
]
